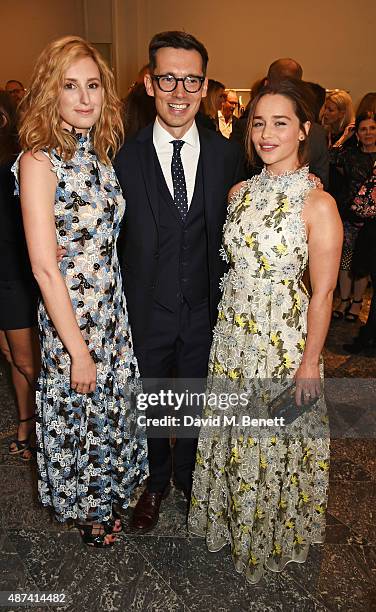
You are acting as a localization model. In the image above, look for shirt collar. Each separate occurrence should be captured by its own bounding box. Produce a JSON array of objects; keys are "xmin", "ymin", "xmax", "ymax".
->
[{"xmin": 153, "ymin": 117, "xmax": 199, "ymax": 150}]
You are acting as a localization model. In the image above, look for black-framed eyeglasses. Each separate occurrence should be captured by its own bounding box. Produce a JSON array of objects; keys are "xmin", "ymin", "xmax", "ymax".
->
[{"xmin": 152, "ymin": 74, "xmax": 205, "ymax": 93}]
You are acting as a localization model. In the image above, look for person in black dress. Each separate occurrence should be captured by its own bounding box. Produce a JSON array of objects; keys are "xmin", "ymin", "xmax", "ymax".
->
[
  {"xmin": 0, "ymin": 91, "xmax": 40, "ymax": 460},
  {"xmin": 330, "ymin": 112, "xmax": 376, "ymax": 321}
]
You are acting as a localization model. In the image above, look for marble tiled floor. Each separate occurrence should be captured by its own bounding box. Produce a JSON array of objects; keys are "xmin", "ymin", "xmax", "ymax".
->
[{"xmin": 0, "ymin": 301, "xmax": 375, "ymax": 611}]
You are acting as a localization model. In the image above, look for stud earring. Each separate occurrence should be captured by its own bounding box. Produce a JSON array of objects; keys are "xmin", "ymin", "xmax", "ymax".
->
[{"xmin": 298, "ymin": 136, "xmax": 304, "ymax": 141}]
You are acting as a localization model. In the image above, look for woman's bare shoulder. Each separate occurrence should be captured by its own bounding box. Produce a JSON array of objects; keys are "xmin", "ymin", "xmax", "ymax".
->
[{"xmin": 305, "ymin": 188, "xmax": 338, "ymax": 215}]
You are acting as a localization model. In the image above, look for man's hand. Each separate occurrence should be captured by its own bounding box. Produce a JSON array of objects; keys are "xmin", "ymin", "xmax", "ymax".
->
[{"xmin": 308, "ymin": 173, "xmax": 323, "ymax": 190}]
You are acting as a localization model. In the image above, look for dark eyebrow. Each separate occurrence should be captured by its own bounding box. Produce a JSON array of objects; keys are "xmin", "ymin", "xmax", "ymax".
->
[{"xmin": 253, "ymin": 114, "xmax": 291, "ymax": 120}]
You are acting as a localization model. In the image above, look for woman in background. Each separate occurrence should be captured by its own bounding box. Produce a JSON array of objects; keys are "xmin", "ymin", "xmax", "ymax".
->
[
  {"xmin": 0, "ymin": 91, "xmax": 40, "ymax": 461},
  {"xmin": 15, "ymin": 36, "xmax": 148, "ymax": 547},
  {"xmin": 321, "ymin": 90, "xmax": 355, "ymax": 148},
  {"xmin": 331, "ymin": 112, "xmax": 376, "ymax": 320},
  {"xmin": 197, "ymin": 78, "xmax": 226, "ymax": 131}
]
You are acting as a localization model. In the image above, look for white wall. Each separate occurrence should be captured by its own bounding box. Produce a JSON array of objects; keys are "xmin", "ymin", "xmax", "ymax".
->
[
  {"xmin": 126, "ymin": 0, "xmax": 375, "ymax": 107},
  {"xmin": 0, "ymin": 0, "xmax": 85, "ymax": 87},
  {"xmin": 1, "ymin": 0, "xmax": 374, "ymax": 107}
]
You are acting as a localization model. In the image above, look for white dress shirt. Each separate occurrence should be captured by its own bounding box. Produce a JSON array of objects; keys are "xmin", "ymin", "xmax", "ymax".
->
[
  {"xmin": 218, "ymin": 110, "xmax": 233, "ymax": 139},
  {"xmin": 153, "ymin": 117, "xmax": 200, "ymax": 208}
]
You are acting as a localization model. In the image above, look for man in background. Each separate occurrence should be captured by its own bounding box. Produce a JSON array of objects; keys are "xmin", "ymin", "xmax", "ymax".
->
[
  {"xmin": 218, "ymin": 89, "xmax": 238, "ymax": 138},
  {"xmin": 5, "ymin": 80, "xmax": 25, "ymax": 104}
]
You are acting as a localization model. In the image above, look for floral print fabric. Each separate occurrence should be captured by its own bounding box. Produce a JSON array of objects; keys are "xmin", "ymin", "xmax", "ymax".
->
[
  {"xmin": 188, "ymin": 167, "xmax": 330, "ymax": 584},
  {"xmin": 13, "ymin": 136, "xmax": 148, "ymax": 523}
]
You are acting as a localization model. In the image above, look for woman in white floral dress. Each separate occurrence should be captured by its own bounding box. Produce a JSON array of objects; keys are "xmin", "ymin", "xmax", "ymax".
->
[{"xmin": 188, "ymin": 80, "xmax": 343, "ymax": 582}]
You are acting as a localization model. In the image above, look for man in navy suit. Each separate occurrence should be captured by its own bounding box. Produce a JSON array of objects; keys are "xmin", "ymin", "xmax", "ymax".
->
[{"xmin": 114, "ymin": 31, "xmax": 244, "ymax": 531}]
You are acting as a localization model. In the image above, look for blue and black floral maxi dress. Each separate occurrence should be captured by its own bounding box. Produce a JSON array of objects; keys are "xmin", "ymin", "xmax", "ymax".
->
[{"xmin": 14, "ymin": 135, "xmax": 148, "ymax": 523}]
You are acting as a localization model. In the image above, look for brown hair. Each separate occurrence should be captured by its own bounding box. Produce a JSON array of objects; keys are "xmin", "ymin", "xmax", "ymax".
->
[
  {"xmin": 245, "ymin": 79, "xmax": 314, "ymax": 168},
  {"xmin": 18, "ymin": 36, "xmax": 124, "ymax": 163},
  {"xmin": 149, "ymin": 31, "xmax": 208, "ymax": 75}
]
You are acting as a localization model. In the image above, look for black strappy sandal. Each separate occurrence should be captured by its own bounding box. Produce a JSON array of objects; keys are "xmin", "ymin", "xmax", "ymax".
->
[
  {"xmin": 345, "ymin": 299, "xmax": 363, "ymax": 322},
  {"xmin": 103, "ymin": 510, "xmax": 123, "ymax": 534},
  {"xmin": 75, "ymin": 523, "xmax": 117, "ymax": 548},
  {"xmin": 9, "ymin": 415, "xmax": 35, "ymax": 461},
  {"xmin": 332, "ymin": 298, "xmax": 351, "ymax": 320}
]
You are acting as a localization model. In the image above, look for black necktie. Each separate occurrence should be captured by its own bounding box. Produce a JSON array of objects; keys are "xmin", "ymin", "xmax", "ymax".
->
[{"xmin": 171, "ymin": 139, "xmax": 188, "ymax": 221}]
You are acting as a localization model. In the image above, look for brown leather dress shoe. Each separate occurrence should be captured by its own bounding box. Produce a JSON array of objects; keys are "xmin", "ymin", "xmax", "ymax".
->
[{"xmin": 131, "ymin": 486, "xmax": 170, "ymax": 532}]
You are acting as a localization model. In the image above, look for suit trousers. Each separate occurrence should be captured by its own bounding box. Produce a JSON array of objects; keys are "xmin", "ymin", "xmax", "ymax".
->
[{"xmin": 135, "ymin": 297, "xmax": 212, "ymax": 492}]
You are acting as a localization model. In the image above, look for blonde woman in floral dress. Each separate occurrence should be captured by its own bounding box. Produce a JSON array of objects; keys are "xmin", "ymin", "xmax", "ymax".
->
[
  {"xmin": 14, "ymin": 37, "xmax": 148, "ymax": 547},
  {"xmin": 188, "ymin": 80, "xmax": 342, "ymax": 583}
]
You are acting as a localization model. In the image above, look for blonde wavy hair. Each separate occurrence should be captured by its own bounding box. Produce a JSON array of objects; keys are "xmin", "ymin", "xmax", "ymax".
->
[
  {"xmin": 18, "ymin": 36, "xmax": 124, "ymax": 163},
  {"xmin": 321, "ymin": 90, "xmax": 355, "ymax": 132}
]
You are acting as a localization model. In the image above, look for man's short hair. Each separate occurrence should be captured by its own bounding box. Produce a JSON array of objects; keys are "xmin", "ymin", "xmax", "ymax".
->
[{"xmin": 149, "ymin": 31, "xmax": 209, "ymax": 75}]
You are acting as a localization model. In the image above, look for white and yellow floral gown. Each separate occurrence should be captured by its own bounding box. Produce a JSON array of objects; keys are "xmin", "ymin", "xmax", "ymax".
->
[{"xmin": 188, "ymin": 167, "xmax": 330, "ymax": 584}]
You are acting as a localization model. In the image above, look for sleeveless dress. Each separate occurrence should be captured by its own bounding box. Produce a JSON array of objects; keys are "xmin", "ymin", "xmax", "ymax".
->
[
  {"xmin": 188, "ymin": 166, "xmax": 330, "ymax": 584},
  {"xmin": 13, "ymin": 135, "xmax": 148, "ymax": 523}
]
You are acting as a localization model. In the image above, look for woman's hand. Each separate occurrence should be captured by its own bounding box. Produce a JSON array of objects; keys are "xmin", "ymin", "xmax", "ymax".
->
[
  {"xmin": 71, "ymin": 353, "xmax": 97, "ymax": 394},
  {"xmin": 294, "ymin": 362, "xmax": 321, "ymax": 407}
]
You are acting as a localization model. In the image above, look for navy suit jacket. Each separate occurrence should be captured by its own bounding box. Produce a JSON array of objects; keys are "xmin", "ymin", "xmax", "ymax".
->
[{"xmin": 114, "ymin": 122, "xmax": 244, "ymax": 348}]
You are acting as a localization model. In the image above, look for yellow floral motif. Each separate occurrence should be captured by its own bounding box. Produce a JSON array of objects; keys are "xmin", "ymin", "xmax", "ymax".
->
[
  {"xmin": 245, "ymin": 234, "xmax": 254, "ymax": 247},
  {"xmin": 260, "ymin": 454, "xmax": 267, "ymax": 469},
  {"xmin": 249, "ymin": 554, "xmax": 259, "ymax": 566},
  {"xmin": 283, "ymin": 353, "xmax": 292, "ymax": 369},
  {"xmin": 270, "ymin": 436, "xmax": 277, "ymax": 445},
  {"xmin": 240, "ymin": 524, "xmax": 250, "ymax": 534},
  {"xmin": 279, "ymin": 498, "xmax": 287, "ymax": 509},
  {"xmin": 297, "ymin": 338, "xmax": 305, "ymax": 351},
  {"xmin": 280, "ymin": 197, "xmax": 289, "ymax": 212},
  {"xmin": 213, "ymin": 360, "xmax": 224, "ymax": 375},
  {"xmin": 238, "ymin": 435, "xmax": 244, "ymax": 444},
  {"xmin": 246, "ymin": 319, "xmax": 258, "ymax": 334},
  {"xmin": 234, "ymin": 314, "xmax": 246, "ymax": 328},
  {"xmin": 292, "ymin": 292, "xmax": 301, "ymax": 311},
  {"xmin": 276, "ymin": 243, "xmax": 287, "ymax": 254},
  {"xmin": 291, "ymin": 474, "xmax": 299, "ymax": 486},
  {"xmin": 228, "ymin": 369, "xmax": 240, "ymax": 380},
  {"xmin": 190, "ymin": 495, "xmax": 198, "ymax": 508},
  {"xmin": 260, "ymin": 256, "xmax": 271, "ymax": 271},
  {"xmin": 247, "ymin": 436, "xmax": 256, "ymax": 447},
  {"xmin": 318, "ymin": 460, "xmax": 329, "ymax": 471},
  {"xmin": 273, "ymin": 543, "xmax": 282, "ymax": 556},
  {"xmin": 285, "ymin": 519, "xmax": 294, "ymax": 529},
  {"xmin": 294, "ymin": 534, "xmax": 305, "ymax": 546},
  {"xmin": 254, "ymin": 507, "xmax": 265, "ymax": 520},
  {"xmin": 231, "ymin": 496, "xmax": 241, "ymax": 512},
  {"xmin": 270, "ymin": 332, "xmax": 279, "ymax": 346},
  {"xmin": 217, "ymin": 310, "xmax": 226, "ymax": 321},
  {"xmin": 315, "ymin": 504, "xmax": 325, "ymax": 514},
  {"xmin": 196, "ymin": 451, "xmax": 204, "ymax": 466},
  {"xmin": 299, "ymin": 491, "xmax": 310, "ymax": 503},
  {"xmin": 230, "ymin": 446, "xmax": 240, "ymax": 464},
  {"xmin": 240, "ymin": 481, "xmax": 251, "ymax": 492}
]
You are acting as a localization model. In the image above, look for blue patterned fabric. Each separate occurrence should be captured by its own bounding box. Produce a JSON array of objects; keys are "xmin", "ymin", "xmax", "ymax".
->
[{"xmin": 13, "ymin": 135, "xmax": 148, "ymax": 522}]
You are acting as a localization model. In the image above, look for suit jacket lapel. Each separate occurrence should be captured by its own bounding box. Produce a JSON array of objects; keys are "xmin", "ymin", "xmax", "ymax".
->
[{"xmin": 136, "ymin": 125, "xmax": 159, "ymax": 226}]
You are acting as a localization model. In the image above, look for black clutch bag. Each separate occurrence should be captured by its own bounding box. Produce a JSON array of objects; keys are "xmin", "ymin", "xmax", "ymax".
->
[{"xmin": 268, "ymin": 384, "xmax": 319, "ymax": 425}]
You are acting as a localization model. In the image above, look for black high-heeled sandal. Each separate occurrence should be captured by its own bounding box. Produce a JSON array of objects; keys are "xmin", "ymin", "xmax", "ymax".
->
[
  {"xmin": 332, "ymin": 298, "xmax": 351, "ymax": 320},
  {"xmin": 345, "ymin": 299, "xmax": 363, "ymax": 322},
  {"xmin": 103, "ymin": 510, "xmax": 123, "ymax": 535},
  {"xmin": 75, "ymin": 523, "xmax": 117, "ymax": 548},
  {"xmin": 9, "ymin": 415, "xmax": 35, "ymax": 461}
]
